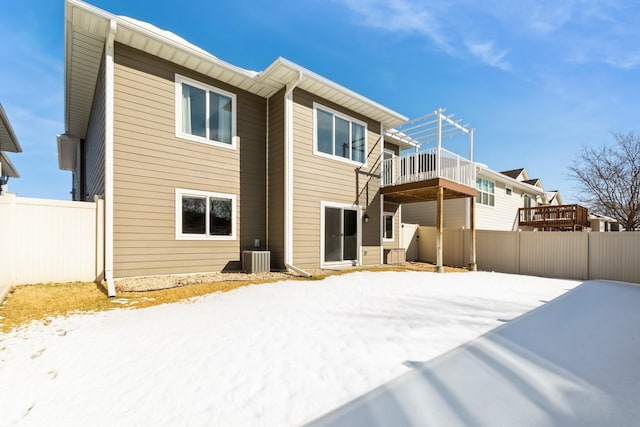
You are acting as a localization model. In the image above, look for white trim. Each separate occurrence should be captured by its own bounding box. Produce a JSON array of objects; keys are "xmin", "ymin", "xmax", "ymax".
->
[
  {"xmin": 104, "ymin": 19, "xmax": 116, "ymax": 297},
  {"xmin": 312, "ymin": 102, "xmax": 368, "ymax": 167},
  {"xmin": 174, "ymin": 74, "xmax": 237, "ymax": 150},
  {"xmin": 320, "ymin": 200, "xmax": 362, "ymax": 268},
  {"xmin": 259, "ymin": 58, "xmax": 408, "ymax": 124},
  {"xmin": 175, "ymin": 188, "xmax": 237, "ymax": 240},
  {"xmin": 383, "ymin": 211, "xmax": 394, "ymax": 242}
]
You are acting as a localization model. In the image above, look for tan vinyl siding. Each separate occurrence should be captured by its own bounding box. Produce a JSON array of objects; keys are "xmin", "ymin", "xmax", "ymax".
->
[
  {"xmin": 402, "ymin": 199, "xmax": 468, "ymax": 228},
  {"xmin": 112, "ymin": 44, "xmax": 266, "ymax": 277},
  {"xmin": 83, "ymin": 53, "xmax": 106, "ymax": 200},
  {"xmin": 384, "ymin": 142, "xmax": 399, "ymax": 155},
  {"xmin": 291, "ymin": 89, "xmax": 383, "ymax": 269},
  {"xmin": 268, "ymin": 89, "xmax": 285, "ymax": 269}
]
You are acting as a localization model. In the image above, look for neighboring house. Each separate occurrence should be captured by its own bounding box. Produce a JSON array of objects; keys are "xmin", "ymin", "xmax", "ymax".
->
[
  {"xmin": 0, "ymin": 103, "xmax": 21, "ymax": 195},
  {"xmin": 402, "ymin": 165, "xmax": 546, "ymax": 231},
  {"xmin": 590, "ymin": 213, "xmax": 622, "ymax": 232},
  {"xmin": 59, "ymin": 0, "xmax": 438, "ymax": 294},
  {"xmin": 403, "ymin": 164, "xmax": 591, "ymax": 232}
]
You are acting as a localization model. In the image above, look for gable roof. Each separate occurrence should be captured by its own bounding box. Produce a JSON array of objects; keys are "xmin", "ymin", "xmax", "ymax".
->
[
  {"xmin": 477, "ymin": 164, "xmax": 544, "ymax": 196},
  {"xmin": 545, "ymin": 190, "xmax": 562, "ymax": 205},
  {"xmin": 64, "ymin": 0, "xmax": 407, "ymax": 140},
  {"xmin": 0, "ymin": 103, "xmax": 22, "ymax": 153},
  {"xmin": 500, "ymin": 168, "xmax": 525, "ymax": 179}
]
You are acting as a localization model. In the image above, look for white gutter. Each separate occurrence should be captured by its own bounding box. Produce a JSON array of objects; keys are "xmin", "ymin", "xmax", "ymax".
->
[
  {"xmin": 259, "ymin": 57, "xmax": 408, "ymax": 127},
  {"xmin": 283, "ymin": 71, "xmax": 312, "ymax": 278},
  {"xmin": 104, "ymin": 19, "xmax": 117, "ymax": 297}
]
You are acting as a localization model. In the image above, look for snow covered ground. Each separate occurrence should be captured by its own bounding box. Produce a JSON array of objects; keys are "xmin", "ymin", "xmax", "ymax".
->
[{"xmin": 0, "ymin": 271, "xmax": 581, "ymax": 426}]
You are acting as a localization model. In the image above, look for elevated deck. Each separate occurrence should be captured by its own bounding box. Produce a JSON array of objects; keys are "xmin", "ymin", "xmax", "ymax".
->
[
  {"xmin": 381, "ymin": 108, "xmax": 478, "ymax": 272},
  {"xmin": 381, "ymin": 147, "xmax": 476, "ymax": 203},
  {"xmin": 519, "ymin": 204, "xmax": 589, "ymax": 231}
]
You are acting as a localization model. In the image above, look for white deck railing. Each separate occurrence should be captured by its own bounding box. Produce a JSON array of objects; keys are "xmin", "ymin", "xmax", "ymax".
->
[{"xmin": 382, "ymin": 147, "xmax": 475, "ymax": 188}]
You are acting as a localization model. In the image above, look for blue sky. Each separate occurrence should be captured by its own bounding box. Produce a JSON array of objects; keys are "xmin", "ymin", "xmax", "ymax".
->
[{"xmin": 1, "ymin": 0, "xmax": 639, "ymax": 201}]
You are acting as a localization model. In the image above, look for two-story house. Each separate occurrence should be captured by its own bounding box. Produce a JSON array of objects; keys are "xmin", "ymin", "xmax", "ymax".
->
[{"xmin": 62, "ymin": 0, "xmax": 471, "ymax": 295}]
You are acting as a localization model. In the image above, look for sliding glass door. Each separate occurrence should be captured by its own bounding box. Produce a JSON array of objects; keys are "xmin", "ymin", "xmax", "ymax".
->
[{"xmin": 323, "ymin": 205, "xmax": 359, "ymax": 264}]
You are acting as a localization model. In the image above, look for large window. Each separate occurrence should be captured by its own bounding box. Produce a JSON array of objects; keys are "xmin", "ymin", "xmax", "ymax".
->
[
  {"xmin": 476, "ymin": 178, "xmax": 495, "ymax": 206},
  {"xmin": 315, "ymin": 104, "xmax": 367, "ymax": 164},
  {"xmin": 383, "ymin": 212, "xmax": 394, "ymax": 241},
  {"xmin": 175, "ymin": 189, "xmax": 236, "ymax": 240},
  {"xmin": 176, "ymin": 75, "xmax": 236, "ymax": 148}
]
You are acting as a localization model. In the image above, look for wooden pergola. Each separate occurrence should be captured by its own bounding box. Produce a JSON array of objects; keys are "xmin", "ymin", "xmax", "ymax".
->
[{"xmin": 382, "ymin": 109, "xmax": 478, "ymax": 272}]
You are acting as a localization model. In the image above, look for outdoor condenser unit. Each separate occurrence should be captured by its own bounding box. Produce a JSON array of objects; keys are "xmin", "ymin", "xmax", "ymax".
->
[{"xmin": 242, "ymin": 251, "xmax": 270, "ymax": 273}]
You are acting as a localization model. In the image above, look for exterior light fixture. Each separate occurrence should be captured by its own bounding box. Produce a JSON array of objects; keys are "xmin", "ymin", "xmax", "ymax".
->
[{"xmin": 363, "ymin": 213, "xmax": 370, "ymax": 223}]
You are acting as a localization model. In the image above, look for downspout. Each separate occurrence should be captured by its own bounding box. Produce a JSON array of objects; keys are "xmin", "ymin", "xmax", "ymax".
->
[
  {"xmin": 265, "ymin": 98, "xmax": 269, "ymax": 250},
  {"xmin": 284, "ymin": 71, "xmax": 312, "ymax": 277},
  {"xmin": 379, "ymin": 123, "xmax": 384, "ymax": 265},
  {"xmin": 104, "ymin": 19, "xmax": 117, "ymax": 296}
]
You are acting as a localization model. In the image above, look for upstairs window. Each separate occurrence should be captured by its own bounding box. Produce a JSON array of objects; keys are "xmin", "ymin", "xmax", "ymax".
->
[
  {"xmin": 476, "ymin": 178, "xmax": 495, "ymax": 206},
  {"xmin": 176, "ymin": 75, "xmax": 236, "ymax": 148},
  {"xmin": 315, "ymin": 104, "xmax": 367, "ymax": 164}
]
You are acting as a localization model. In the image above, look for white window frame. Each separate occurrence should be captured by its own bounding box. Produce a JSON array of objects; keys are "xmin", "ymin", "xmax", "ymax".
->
[
  {"xmin": 175, "ymin": 74, "xmax": 237, "ymax": 150},
  {"xmin": 383, "ymin": 211, "xmax": 394, "ymax": 241},
  {"xmin": 313, "ymin": 102, "xmax": 368, "ymax": 167},
  {"xmin": 175, "ymin": 188, "xmax": 236, "ymax": 240},
  {"xmin": 505, "ymin": 186, "xmax": 513, "ymax": 196},
  {"xmin": 320, "ymin": 200, "xmax": 362, "ymax": 268},
  {"xmin": 476, "ymin": 178, "xmax": 495, "ymax": 207}
]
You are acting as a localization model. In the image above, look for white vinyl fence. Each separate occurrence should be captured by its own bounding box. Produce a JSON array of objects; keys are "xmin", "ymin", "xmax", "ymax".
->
[
  {"xmin": 0, "ymin": 195, "xmax": 103, "ymax": 300},
  {"xmin": 413, "ymin": 225, "xmax": 640, "ymax": 283}
]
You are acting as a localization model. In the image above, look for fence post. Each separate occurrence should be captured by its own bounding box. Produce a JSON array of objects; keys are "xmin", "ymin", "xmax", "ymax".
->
[
  {"xmin": 516, "ymin": 229, "xmax": 521, "ymax": 274},
  {"xmin": 0, "ymin": 194, "xmax": 17, "ymax": 301},
  {"xmin": 587, "ymin": 231, "xmax": 591, "ymax": 280}
]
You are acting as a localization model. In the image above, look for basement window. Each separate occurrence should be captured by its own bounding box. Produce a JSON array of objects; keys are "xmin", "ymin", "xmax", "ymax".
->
[{"xmin": 176, "ymin": 188, "xmax": 236, "ymax": 240}]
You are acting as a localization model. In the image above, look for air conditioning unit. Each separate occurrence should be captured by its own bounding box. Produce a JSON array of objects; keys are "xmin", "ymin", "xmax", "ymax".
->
[{"xmin": 242, "ymin": 251, "xmax": 270, "ymax": 273}]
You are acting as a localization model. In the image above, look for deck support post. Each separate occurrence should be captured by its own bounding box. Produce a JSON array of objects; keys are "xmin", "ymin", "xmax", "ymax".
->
[
  {"xmin": 436, "ymin": 186, "xmax": 444, "ymax": 273},
  {"xmin": 469, "ymin": 196, "xmax": 477, "ymax": 271}
]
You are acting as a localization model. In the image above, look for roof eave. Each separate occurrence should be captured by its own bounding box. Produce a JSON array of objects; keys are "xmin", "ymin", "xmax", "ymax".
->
[
  {"xmin": 0, "ymin": 103, "xmax": 22, "ymax": 153},
  {"xmin": 64, "ymin": 0, "xmax": 408, "ymax": 139},
  {"xmin": 0, "ymin": 152, "xmax": 19, "ymax": 178},
  {"xmin": 477, "ymin": 165, "xmax": 545, "ymax": 195}
]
